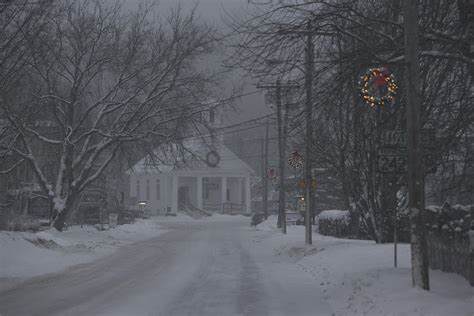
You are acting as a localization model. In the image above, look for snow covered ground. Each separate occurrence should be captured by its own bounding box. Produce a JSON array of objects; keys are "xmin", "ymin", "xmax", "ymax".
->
[
  {"xmin": 0, "ymin": 215, "xmax": 331, "ymax": 316},
  {"xmin": 0, "ymin": 213, "xmax": 246, "ymax": 287},
  {"xmin": 1, "ymin": 214, "xmax": 472, "ymax": 315},
  {"xmin": 0, "ymin": 218, "xmax": 166, "ymax": 289},
  {"xmin": 252, "ymin": 216, "xmax": 474, "ymax": 316}
]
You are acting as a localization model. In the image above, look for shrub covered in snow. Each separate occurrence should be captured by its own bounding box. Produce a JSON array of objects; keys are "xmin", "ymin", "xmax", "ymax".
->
[
  {"xmin": 425, "ymin": 202, "xmax": 472, "ymax": 237},
  {"xmin": 317, "ymin": 210, "xmax": 352, "ymax": 238}
]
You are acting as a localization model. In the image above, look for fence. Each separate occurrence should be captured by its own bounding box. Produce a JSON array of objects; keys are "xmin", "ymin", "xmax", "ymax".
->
[{"xmin": 425, "ymin": 204, "xmax": 473, "ymax": 286}]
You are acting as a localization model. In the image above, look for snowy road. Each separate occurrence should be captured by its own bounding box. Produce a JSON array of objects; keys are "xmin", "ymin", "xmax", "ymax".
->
[{"xmin": 0, "ymin": 217, "xmax": 333, "ymax": 316}]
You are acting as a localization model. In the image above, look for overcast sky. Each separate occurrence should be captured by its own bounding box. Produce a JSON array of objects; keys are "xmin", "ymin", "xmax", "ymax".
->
[{"xmin": 122, "ymin": 0, "xmax": 269, "ymax": 130}]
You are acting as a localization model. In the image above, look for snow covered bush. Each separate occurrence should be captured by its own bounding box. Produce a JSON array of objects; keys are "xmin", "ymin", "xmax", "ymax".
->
[
  {"xmin": 317, "ymin": 210, "xmax": 352, "ymax": 238},
  {"xmin": 424, "ymin": 203, "xmax": 473, "ymax": 285}
]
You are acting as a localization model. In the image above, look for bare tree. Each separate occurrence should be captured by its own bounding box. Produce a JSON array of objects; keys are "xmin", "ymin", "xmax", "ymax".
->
[
  {"xmin": 226, "ymin": 0, "xmax": 473, "ymax": 244},
  {"xmin": 0, "ymin": 0, "xmax": 225, "ymax": 231}
]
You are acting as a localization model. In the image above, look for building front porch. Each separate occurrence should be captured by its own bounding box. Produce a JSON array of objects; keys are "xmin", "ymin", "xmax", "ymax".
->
[{"xmin": 170, "ymin": 174, "xmax": 251, "ymax": 215}]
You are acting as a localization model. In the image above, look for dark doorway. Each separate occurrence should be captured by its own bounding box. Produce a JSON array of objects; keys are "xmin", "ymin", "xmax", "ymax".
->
[{"xmin": 178, "ymin": 186, "xmax": 189, "ymax": 204}]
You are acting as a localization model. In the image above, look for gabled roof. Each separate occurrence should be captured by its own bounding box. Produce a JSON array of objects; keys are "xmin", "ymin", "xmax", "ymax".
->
[{"xmin": 127, "ymin": 139, "xmax": 254, "ymax": 176}]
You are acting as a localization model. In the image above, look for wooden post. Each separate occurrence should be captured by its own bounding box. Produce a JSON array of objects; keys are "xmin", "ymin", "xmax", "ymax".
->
[
  {"xmin": 276, "ymin": 79, "xmax": 287, "ymax": 234},
  {"xmin": 441, "ymin": 225, "xmax": 449, "ymax": 272},
  {"xmin": 304, "ymin": 24, "xmax": 314, "ymax": 245},
  {"xmin": 263, "ymin": 119, "xmax": 269, "ymax": 219},
  {"xmin": 394, "ymin": 209, "xmax": 398, "ymax": 268},
  {"xmin": 403, "ymin": 0, "xmax": 430, "ymax": 290},
  {"xmin": 469, "ymin": 206, "xmax": 474, "ymax": 286},
  {"xmin": 261, "ymin": 120, "xmax": 269, "ymax": 220}
]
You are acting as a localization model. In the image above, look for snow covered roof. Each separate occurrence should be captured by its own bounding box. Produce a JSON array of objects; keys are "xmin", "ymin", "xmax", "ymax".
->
[{"xmin": 128, "ymin": 139, "xmax": 254, "ymax": 176}]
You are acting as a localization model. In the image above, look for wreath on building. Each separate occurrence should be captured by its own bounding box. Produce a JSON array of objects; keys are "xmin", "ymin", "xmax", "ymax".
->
[
  {"xmin": 205, "ymin": 151, "xmax": 220, "ymax": 167},
  {"xmin": 359, "ymin": 67, "xmax": 398, "ymax": 108}
]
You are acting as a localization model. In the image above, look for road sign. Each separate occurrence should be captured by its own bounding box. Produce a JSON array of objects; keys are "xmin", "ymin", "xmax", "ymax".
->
[
  {"xmin": 264, "ymin": 91, "xmax": 275, "ymax": 106},
  {"xmin": 377, "ymin": 147, "xmax": 436, "ymax": 174},
  {"xmin": 382, "ymin": 129, "xmax": 436, "ymax": 148},
  {"xmin": 382, "ymin": 130, "xmax": 406, "ymax": 147},
  {"xmin": 377, "ymin": 147, "xmax": 407, "ymax": 173}
]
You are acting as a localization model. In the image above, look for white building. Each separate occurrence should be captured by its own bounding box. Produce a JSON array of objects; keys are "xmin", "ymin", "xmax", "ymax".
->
[{"xmin": 127, "ymin": 109, "xmax": 254, "ymax": 215}]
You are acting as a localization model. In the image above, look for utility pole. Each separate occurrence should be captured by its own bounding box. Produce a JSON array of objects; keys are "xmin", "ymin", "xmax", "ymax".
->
[
  {"xmin": 304, "ymin": 23, "xmax": 314, "ymax": 245},
  {"xmin": 257, "ymin": 80, "xmax": 298, "ymax": 234},
  {"xmin": 277, "ymin": 22, "xmax": 331, "ymax": 244},
  {"xmin": 263, "ymin": 118, "xmax": 269, "ymax": 219},
  {"xmin": 275, "ymin": 79, "xmax": 287, "ymax": 234},
  {"xmin": 403, "ymin": 0, "xmax": 430, "ymax": 290}
]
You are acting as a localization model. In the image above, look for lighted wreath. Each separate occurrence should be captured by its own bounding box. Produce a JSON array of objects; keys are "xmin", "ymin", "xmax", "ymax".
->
[
  {"xmin": 359, "ymin": 67, "xmax": 398, "ymax": 108},
  {"xmin": 288, "ymin": 150, "xmax": 304, "ymax": 169}
]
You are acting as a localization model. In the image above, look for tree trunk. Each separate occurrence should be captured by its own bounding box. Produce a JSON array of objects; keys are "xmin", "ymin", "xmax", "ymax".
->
[
  {"xmin": 51, "ymin": 197, "xmax": 73, "ymax": 232},
  {"xmin": 51, "ymin": 208, "xmax": 68, "ymax": 231}
]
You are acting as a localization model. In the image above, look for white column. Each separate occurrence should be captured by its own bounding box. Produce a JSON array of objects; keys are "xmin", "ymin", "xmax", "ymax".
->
[
  {"xmin": 196, "ymin": 176, "xmax": 203, "ymax": 210},
  {"xmin": 237, "ymin": 178, "xmax": 243, "ymax": 205},
  {"xmin": 221, "ymin": 176, "xmax": 227, "ymax": 205},
  {"xmin": 171, "ymin": 175, "xmax": 178, "ymax": 214},
  {"xmin": 245, "ymin": 176, "xmax": 251, "ymax": 214}
]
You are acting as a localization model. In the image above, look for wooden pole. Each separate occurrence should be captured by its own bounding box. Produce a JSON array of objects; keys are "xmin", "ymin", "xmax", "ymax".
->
[
  {"xmin": 276, "ymin": 79, "xmax": 287, "ymax": 234},
  {"xmin": 403, "ymin": 0, "xmax": 430, "ymax": 290},
  {"xmin": 263, "ymin": 119, "xmax": 269, "ymax": 219},
  {"xmin": 304, "ymin": 24, "xmax": 314, "ymax": 245},
  {"xmin": 394, "ymin": 209, "xmax": 398, "ymax": 268}
]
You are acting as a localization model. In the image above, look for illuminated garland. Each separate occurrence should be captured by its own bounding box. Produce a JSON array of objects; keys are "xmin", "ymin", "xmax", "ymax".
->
[
  {"xmin": 288, "ymin": 150, "xmax": 304, "ymax": 169},
  {"xmin": 359, "ymin": 67, "xmax": 398, "ymax": 108}
]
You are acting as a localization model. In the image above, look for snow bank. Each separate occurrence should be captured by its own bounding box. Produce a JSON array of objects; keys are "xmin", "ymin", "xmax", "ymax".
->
[
  {"xmin": 250, "ymin": 221, "xmax": 474, "ymax": 316},
  {"xmin": 0, "ymin": 218, "xmax": 165, "ymax": 284},
  {"xmin": 254, "ymin": 215, "xmax": 278, "ymax": 232}
]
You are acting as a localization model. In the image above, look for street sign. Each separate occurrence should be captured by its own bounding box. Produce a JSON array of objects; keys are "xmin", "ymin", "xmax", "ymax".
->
[
  {"xmin": 382, "ymin": 130, "xmax": 405, "ymax": 147},
  {"xmin": 382, "ymin": 129, "xmax": 436, "ymax": 148},
  {"xmin": 378, "ymin": 129, "xmax": 437, "ymax": 174},
  {"xmin": 377, "ymin": 147, "xmax": 407, "ymax": 173},
  {"xmin": 264, "ymin": 91, "xmax": 275, "ymax": 106},
  {"xmin": 298, "ymin": 178, "xmax": 317, "ymax": 190},
  {"xmin": 377, "ymin": 147, "xmax": 437, "ymax": 174}
]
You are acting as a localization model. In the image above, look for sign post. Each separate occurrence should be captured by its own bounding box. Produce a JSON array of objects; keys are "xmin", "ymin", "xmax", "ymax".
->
[{"xmin": 378, "ymin": 129, "xmax": 435, "ymax": 270}]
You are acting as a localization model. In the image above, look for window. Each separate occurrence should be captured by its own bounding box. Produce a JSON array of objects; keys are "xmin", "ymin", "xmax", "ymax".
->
[
  {"xmin": 226, "ymin": 188, "xmax": 230, "ymax": 201},
  {"xmin": 156, "ymin": 179, "xmax": 160, "ymax": 200},
  {"xmin": 136, "ymin": 180, "xmax": 141, "ymax": 200},
  {"xmin": 209, "ymin": 109, "xmax": 215, "ymax": 123},
  {"xmin": 146, "ymin": 179, "xmax": 150, "ymax": 200}
]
